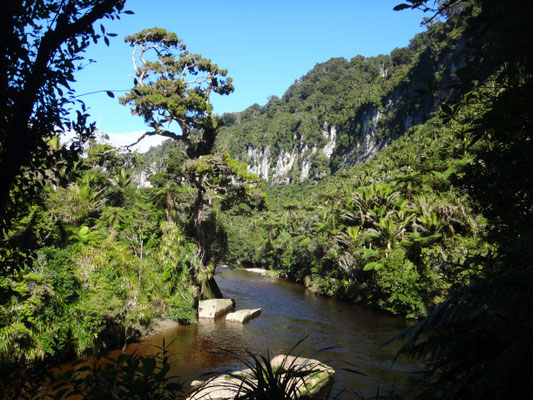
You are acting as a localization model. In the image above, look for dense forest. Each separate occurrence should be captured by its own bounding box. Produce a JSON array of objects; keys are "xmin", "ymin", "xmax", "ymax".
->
[{"xmin": 1, "ymin": 0, "xmax": 532, "ymax": 399}]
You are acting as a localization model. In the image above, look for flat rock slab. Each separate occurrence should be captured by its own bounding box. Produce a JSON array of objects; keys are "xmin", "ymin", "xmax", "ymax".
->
[
  {"xmin": 198, "ymin": 299, "xmax": 235, "ymax": 319},
  {"xmin": 187, "ymin": 355, "xmax": 334, "ymax": 400},
  {"xmin": 226, "ymin": 308, "xmax": 261, "ymax": 323},
  {"xmin": 270, "ymin": 355, "xmax": 332, "ymax": 373},
  {"xmin": 187, "ymin": 375, "xmax": 256, "ymax": 400},
  {"xmin": 271, "ymin": 355, "xmax": 335, "ymax": 398}
]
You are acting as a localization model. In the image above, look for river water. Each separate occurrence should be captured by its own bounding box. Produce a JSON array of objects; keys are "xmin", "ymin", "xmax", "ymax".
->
[{"xmin": 127, "ymin": 268, "xmax": 416, "ymax": 398}]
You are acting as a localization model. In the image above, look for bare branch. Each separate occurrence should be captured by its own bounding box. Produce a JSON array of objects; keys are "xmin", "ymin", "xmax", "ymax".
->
[
  {"xmin": 131, "ymin": 44, "xmax": 139, "ymax": 77},
  {"xmin": 205, "ymin": 72, "xmax": 213, "ymax": 107},
  {"xmin": 123, "ymin": 129, "xmax": 186, "ymax": 151}
]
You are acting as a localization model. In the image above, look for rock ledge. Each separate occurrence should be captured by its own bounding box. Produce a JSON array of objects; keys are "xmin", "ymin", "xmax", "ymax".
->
[
  {"xmin": 198, "ymin": 299, "xmax": 235, "ymax": 319},
  {"xmin": 226, "ymin": 308, "xmax": 262, "ymax": 323},
  {"xmin": 187, "ymin": 355, "xmax": 334, "ymax": 399}
]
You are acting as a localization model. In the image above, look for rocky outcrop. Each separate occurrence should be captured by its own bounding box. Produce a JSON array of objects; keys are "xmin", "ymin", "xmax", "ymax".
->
[
  {"xmin": 198, "ymin": 299, "xmax": 235, "ymax": 319},
  {"xmin": 246, "ymin": 128, "xmax": 332, "ymax": 184},
  {"xmin": 270, "ymin": 355, "xmax": 332, "ymax": 373},
  {"xmin": 321, "ymin": 123, "xmax": 336, "ymax": 158},
  {"xmin": 187, "ymin": 356, "xmax": 334, "ymax": 400},
  {"xmin": 222, "ymin": 40, "xmax": 471, "ymax": 184},
  {"xmin": 136, "ymin": 30, "xmax": 472, "ymax": 186},
  {"xmin": 300, "ymin": 145, "xmax": 317, "ymax": 181},
  {"xmin": 187, "ymin": 374, "xmax": 255, "ymax": 400},
  {"xmin": 340, "ymin": 105, "xmax": 388, "ymax": 166},
  {"xmin": 272, "ymin": 144, "xmax": 299, "ymax": 184},
  {"xmin": 225, "ymin": 308, "xmax": 261, "ymax": 323},
  {"xmin": 270, "ymin": 355, "xmax": 335, "ymax": 398},
  {"xmin": 246, "ymin": 145, "xmax": 271, "ymax": 181}
]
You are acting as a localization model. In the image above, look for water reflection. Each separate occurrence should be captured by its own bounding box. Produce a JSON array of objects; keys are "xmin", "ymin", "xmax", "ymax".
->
[{"xmin": 125, "ymin": 268, "xmax": 414, "ymax": 398}]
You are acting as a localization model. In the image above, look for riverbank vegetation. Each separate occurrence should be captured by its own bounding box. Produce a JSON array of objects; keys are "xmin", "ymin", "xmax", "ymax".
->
[
  {"xmin": 1, "ymin": 0, "xmax": 532, "ymax": 398},
  {"xmin": 218, "ymin": 1, "xmax": 488, "ymax": 318},
  {"xmin": 0, "ymin": 7, "xmax": 261, "ymax": 367}
]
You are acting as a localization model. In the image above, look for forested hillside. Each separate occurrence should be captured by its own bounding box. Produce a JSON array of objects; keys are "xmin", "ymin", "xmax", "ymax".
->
[
  {"xmin": 1, "ymin": 0, "xmax": 532, "ymax": 398},
  {"xmin": 215, "ymin": 14, "xmax": 473, "ymax": 183},
  {"xmin": 129, "ymin": 4, "xmax": 492, "ymax": 319}
]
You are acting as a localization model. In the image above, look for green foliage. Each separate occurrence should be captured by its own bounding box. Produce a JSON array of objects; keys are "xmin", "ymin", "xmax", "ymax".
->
[
  {"xmin": 0, "ymin": 248, "xmax": 79, "ymax": 362},
  {"xmin": 0, "ymin": 141, "xmax": 201, "ymax": 364},
  {"xmin": 2, "ymin": 3, "xmax": 531, "ymax": 400},
  {"xmin": 201, "ymin": 337, "xmax": 338, "ymax": 400},
  {"xmin": 120, "ymin": 27, "xmax": 234, "ymax": 158},
  {"xmin": 166, "ymin": 294, "xmax": 197, "ymax": 325},
  {"xmin": 0, "ymin": 0, "xmax": 130, "ymax": 273},
  {"xmin": 119, "ymin": 28, "xmax": 264, "ymax": 312},
  {"xmin": 1, "ymin": 341, "xmax": 182, "ymax": 399},
  {"xmin": 388, "ymin": 1, "xmax": 533, "ymax": 398},
  {"xmin": 216, "ymin": 13, "xmax": 471, "ymax": 181},
  {"xmin": 221, "ymin": 84, "xmax": 491, "ymax": 317}
]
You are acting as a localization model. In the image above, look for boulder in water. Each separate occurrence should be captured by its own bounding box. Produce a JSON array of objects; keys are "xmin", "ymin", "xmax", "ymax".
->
[
  {"xmin": 187, "ymin": 355, "xmax": 334, "ymax": 399},
  {"xmin": 198, "ymin": 299, "xmax": 235, "ymax": 319},
  {"xmin": 270, "ymin": 355, "xmax": 335, "ymax": 398},
  {"xmin": 225, "ymin": 308, "xmax": 261, "ymax": 323}
]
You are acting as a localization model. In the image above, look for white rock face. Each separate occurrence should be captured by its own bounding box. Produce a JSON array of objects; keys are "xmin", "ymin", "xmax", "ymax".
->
[
  {"xmin": 243, "ymin": 120, "xmax": 341, "ymax": 184},
  {"xmin": 246, "ymin": 145, "xmax": 270, "ymax": 181},
  {"xmin": 300, "ymin": 145, "xmax": 317, "ymax": 181},
  {"xmin": 134, "ymin": 160, "xmax": 165, "ymax": 188},
  {"xmin": 136, "ymin": 169, "xmax": 153, "ymax": 188},
  {"xmin": 357, "ymin": 109, "xmax": 383, "ymax": 162},
  {"xmin": 198, "ymin": 299, "xmax": 235, "ymax": 319},
  {"xmin": 226, "ymin": 308, "xmax": 261, "ymax": 323},
  {"xmin": 341, "ymin": 106, "xmax": 388, "ymax": 165},
  {"xmin": 322, "ymin": 123, "xmax": 337, "ymax": 158},
  {"xmin": 272, "ymin": 148, "xmax": 298, "ymax": 184},
  {"xmin": 379, "ymin": 62, "xmax": 388, "ymax": 78}
]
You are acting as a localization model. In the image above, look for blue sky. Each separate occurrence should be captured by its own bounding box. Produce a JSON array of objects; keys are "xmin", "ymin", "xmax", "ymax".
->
[{"xmin": 71, "ymin": 0, "xmax": 426, "ymax": 144}]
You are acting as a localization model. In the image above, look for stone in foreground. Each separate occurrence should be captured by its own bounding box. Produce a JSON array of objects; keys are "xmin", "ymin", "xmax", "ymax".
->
[
  {"xmin": 225, "ymin": 308, "xmax": 261, "ymax": 323},
  {"xmin": 187, "ymin": 355, "xmax": 334, "ymax": 400},
  {"xmin": 187, "ymin": 375, "xmax": 256, "ymax": 400},
  {"xmin": 270, "ymin": 355, "xmax": 335, "ymax": 398},
  {"xmin": 198, "ymin": 299, "xmax": 235, "ymax": 319}
]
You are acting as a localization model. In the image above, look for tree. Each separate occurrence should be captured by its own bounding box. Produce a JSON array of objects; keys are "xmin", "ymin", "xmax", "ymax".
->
[
  {"xmin": 120, "ymin": 28, "xmax": 264, "ymax": 305},
  {"xmin": 120, "ymin": 27, "xmax": 234, "ymax": 158},
  {"xmin": 0, "ymin": 0, "xmax": 131, "ymax": 273}
]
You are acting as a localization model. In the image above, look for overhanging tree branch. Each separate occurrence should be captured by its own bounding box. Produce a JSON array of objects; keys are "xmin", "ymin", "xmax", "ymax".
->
[{"xmin": 0, "ymin": 0, "xmax": 129, "ymax": 223}]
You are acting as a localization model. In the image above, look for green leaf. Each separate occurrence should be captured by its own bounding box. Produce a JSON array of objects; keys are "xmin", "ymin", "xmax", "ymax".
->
[
  {"xmin": 363, "ymin": 262, "xmax": 383, "ymax": 271},
  {"xmin": 106, "ymin": 91, "xmax": 115, "ymax": 98},
  {"xmin": 393, "ymin": 4, "xmax": 412, "ymax": 11}
]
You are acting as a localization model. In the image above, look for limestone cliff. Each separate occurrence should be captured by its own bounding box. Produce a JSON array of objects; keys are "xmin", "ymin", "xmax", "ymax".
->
[{"xmin": 215, "ymin": 23, "xmax": 469, "ymax": 184}]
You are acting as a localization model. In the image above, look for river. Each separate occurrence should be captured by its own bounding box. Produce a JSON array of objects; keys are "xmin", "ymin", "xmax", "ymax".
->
[{"xmin": 126, "ymin": 268, "xmax": 416, "ymax": 398}]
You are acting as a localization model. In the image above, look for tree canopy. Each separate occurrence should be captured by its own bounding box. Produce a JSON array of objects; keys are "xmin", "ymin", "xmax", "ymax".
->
[
  {"xmin": 119, "ymin": 27, "xmax": 263, "ymax": 305},
  {"xmin": 120, "ymin": 27, "xmax": 234, "ymax": 158}
]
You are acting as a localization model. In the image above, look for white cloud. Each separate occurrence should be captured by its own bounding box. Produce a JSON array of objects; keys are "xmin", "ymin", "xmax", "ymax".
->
[
  {"xmin": 61, "ymin": 130, "xmax": 167, "ymax": 153},
  {"xmin": 102, "ymin": 131, "xmax": 166, "ymax": 153}
]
